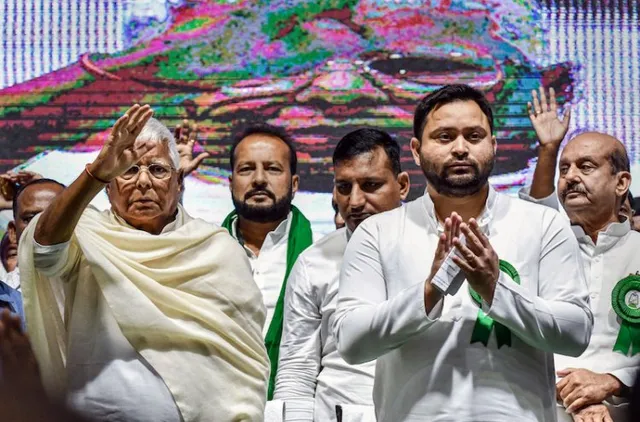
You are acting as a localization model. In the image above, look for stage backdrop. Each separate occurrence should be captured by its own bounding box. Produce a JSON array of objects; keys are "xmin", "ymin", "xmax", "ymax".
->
[{"xmin": 1, "ymin": 0, "xmax": 639, "ymax": 235}]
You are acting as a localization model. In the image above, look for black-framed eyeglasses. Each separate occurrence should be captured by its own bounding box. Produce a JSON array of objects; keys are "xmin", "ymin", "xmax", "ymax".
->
[{"xmin": 120, "ymin": 164, "xmax": 174, "ymax": 181}]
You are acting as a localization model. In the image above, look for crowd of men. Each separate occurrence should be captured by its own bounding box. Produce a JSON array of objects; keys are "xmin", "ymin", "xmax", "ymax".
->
[{"xmin": 0, "ymin": 84, "xmax": 639, "ymax": 422}]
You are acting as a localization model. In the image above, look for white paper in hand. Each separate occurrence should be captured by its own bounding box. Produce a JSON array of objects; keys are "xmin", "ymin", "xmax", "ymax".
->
[{"xmin": 431, "ymin": 236, "xmax": 467, "ymax": 296}]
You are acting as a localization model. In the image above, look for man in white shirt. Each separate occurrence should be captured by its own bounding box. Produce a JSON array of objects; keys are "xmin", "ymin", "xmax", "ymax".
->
[
  {"xmin": 4, "ymin": 179, "xmax": 66, "ymax": 291},
  {"xmin": 334, "ymin": 84, "xmax": 593, "ymax": 422},
  {"xmin": 20, "ymin": 105, "xmax": 269, "ymax": 421},
  {"xmin": 520, "ymin": 87, "xmax": 640, "ymax": 421},
  {"xmin": 275, "ymin": 128, "xmax": 410, "ymax": 421},
  {"xmin": 221, "ymin": 123, "xmax": 314, "ymax": 398}
]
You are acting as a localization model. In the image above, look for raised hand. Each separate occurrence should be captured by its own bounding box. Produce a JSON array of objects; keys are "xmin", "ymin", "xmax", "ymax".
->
[
  {"xmin": 452, "ymin": 218, "xmax": 499, "ymax": 304},
  {"xmin": 175, "ymin": 119, "xmax": 209, "ymax": 175},
  {"xmin": 88, "ymin": 104, "xmax": 155, "ymax": 182},
  {"xmin": 528, "ymin": 86, "xmax": 571, "ymax": 150},
  {"xmin": 424, "ymin": 212, "xmax": 462, "ymax": 311},
  {"xmin": 429, "ymin": 212, "xmax": 462, "ymax": 279},
  {"xmin": 0, "ymin": 171, "xmax": 43, "ymax": 209}
]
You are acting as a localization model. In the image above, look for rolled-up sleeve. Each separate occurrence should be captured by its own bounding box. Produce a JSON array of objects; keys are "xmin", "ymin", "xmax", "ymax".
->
[
  {"xmin": 487, "ymin": 210, "xmax": 593, "ymax": 357},
  {"xmin": 333, "ymin": 220, "xmax": 438, "ymax": 365}
]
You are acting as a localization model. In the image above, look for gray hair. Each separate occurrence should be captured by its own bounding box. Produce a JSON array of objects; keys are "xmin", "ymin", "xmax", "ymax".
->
[{"xmin": 137, "ymin": 117, "xmax": 180, "ymax": 169}]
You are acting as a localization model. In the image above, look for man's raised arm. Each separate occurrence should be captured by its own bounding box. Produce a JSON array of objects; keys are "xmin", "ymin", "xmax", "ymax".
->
[
  {"xmin": 520, "ymin": 86, "xmax": 571, "ymax": 207},
  {"xmin": 34, "ymin": 104, "xmax": 154, "ymax": 246}
]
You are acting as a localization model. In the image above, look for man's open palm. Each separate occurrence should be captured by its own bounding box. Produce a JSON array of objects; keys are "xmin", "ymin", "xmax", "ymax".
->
[
  {"xmin": 175, "ymin": 119, "xmax": 209, "ymax": 175},
  {"xmin": 90, "ymin": 104, "xmax": 155, "ymax": 181},
  {"xmin": 528, "ymin": 86, "xmax": 571, "ymax": 149}
]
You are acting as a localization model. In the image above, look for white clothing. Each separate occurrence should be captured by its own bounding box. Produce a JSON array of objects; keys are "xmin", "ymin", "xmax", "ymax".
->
[
  {"xmin": 5, "ymin": 267, "xmax": 20, "ymax": 290},
  {"xmin": 275, "ymin": 228, "xmax": 375, "ymax": 421},
  {"xmin": 334, "ymin": 188, "xmax": 593, "ymax": 422},
  {"xmin": 0, "ymin": 263, "xmax": 8, "ymax": 284},
  {"xmin": 520, "ymin": 187, "xmax": 640, "ymax": 421},
  {"xmin": 230, "ymin": 212, "xmax": 315, "ymax": 334},
  {"xmin": 20, "ymin": 205, "xmax": 269, "ymax": 422}
]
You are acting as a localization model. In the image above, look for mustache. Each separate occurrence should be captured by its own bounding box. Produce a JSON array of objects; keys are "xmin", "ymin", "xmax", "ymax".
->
[
  {"xmin": 245, "ymin": 189, "xmax": 276, "ymax": 200},
  {"xmin": 561, "ymin": 184, "xmax": 588, "ymax": 200}
]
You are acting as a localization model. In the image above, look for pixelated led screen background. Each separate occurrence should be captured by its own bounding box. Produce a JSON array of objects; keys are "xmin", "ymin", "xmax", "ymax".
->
[{"xmin": 0, "ymin": 0, "xmax": 639, "ymax": 235}]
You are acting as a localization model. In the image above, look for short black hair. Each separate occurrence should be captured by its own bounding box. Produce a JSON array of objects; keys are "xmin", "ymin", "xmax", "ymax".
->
[
  {"xmin": 12, "ymin": 178, "xmax": 66, "ymax": 218},
  {"xmin": 413, "ymin": 84, "xmax": 494, "ymax": 141},
  {"xmin": 331, "ymin": 198, "xmax": 338, "ymax": 214},
  {"xmin": 229, "ymin": 123, "xmax": 297, "ymax": 174},
  {"xmin": 332, "ymin": 128, "xmax": 402, "ymax": 175},
  {"xmin": 608, "ymin": 146, "xmax": 630, "ymax": 174}
]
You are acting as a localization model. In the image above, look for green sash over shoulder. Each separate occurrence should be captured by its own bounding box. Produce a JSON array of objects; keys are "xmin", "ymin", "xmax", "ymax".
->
[{"xmin": 221, "ymin": 205, "xmax": 313, "ymax": 399}]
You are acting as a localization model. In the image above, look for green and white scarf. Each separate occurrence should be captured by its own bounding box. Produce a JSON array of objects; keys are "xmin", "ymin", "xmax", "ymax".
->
[{"xmin": 221, "ymin": 205, "xmax": 313, "ymax": 399}]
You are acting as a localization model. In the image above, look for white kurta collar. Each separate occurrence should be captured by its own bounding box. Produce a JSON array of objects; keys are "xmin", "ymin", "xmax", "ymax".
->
[
  {"xmin": 231, "ymin": 211, "xmax": 292, "ymax": 247},
  {"xmin": 571, "ymin": 218, "xmax": 631, "ymax": 254}
]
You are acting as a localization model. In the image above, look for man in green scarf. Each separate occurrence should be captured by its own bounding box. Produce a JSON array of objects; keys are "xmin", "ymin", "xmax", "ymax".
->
[{"xmin": 221, "ymin": 123, "xmax": 314, "ymax": 398}]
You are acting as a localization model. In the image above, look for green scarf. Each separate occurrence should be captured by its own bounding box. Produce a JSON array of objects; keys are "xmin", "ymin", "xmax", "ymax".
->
[{"xmin": 221, "ymin": 205, "xmax": 313, "ymax": 399}]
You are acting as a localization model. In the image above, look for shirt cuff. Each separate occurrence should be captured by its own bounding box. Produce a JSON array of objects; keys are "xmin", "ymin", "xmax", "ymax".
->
[
  {"xmin": 608, "ymin": 368, "xmax": 638, "ymax": 391},
  {"xmin": 410, "ymin": 280, "xmax": 442, "ymax": 325},
  {"xmin": 282, "ymin": 397, "xmax": 314, "ymax": 421},
  {"xmin": 518, "ymin": 186, "xmax": 560, "ymax": 210},
  {"xmin": 484, "ymin": 270, "xmax": 521, "ymax": 319}
]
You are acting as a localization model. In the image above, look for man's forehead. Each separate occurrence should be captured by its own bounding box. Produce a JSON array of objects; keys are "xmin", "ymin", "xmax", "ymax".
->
[
  {"xmin": 17, "ymin": 185, "xmax": 61, "ymax": 215},
  {"xmin": 19, "ymin": 183, "xmax": 63, "ymax": 203},
  {"xmin": 335, "ymin": 149, "xmax": 394, "ymax": 178},
  {"xmin": 426, "ymin": 100, "xmax": 489, "ymax": 129},
  {"xmin": 561, "ymin": 136, "xmax": 611, "ymax": 162},
  {"xmin": 235, "ymin": 135, "xmax": 289, "ymax": 161}
]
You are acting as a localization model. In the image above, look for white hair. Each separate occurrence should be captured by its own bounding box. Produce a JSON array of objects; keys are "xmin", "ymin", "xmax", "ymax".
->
[{"xmin": 136, "ymin": 117, "xmax": 180, "ymax": 169}]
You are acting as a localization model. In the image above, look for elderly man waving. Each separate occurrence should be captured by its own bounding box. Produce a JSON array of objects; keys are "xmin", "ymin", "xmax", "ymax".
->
[{"xmin": 19, "ymin": 105, "xmax": 269, "ymax": 422}]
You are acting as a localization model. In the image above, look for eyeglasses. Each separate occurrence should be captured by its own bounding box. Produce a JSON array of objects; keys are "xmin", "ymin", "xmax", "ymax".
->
[{"xmin": 120, "ymin": 164, "xmax": 174, "ymax": 181}]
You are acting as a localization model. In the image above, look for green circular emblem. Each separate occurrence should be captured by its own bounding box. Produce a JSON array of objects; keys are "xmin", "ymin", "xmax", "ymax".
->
[
  {"xmin": 611, "ymin": 275, "xmax": 640, "ymax": 324},
  {"xmin": 469, "ymin": 260, "xmax": 520, "ymax": 305}
]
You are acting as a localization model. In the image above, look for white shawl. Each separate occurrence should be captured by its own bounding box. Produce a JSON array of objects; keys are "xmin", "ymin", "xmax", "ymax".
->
[{"xmin": 19, "ymin": 205, "xmax": 269, "ymax": 421}]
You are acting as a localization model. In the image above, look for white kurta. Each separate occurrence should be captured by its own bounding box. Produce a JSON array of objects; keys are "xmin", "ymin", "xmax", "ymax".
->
[
  {"xmin": 334, "ymin": 187, "xmax": 593, "ymax": 422},
  {"xmin": 5, "ymin": 267, "xmax": 20, "ymax": 290},
  {"xmin": 520, "ymin": 187, "xmax": 640, "ymax": 421},
  {"xmin": 274, "ymin": 228, "xmax": 375, "ymax": 422},
  {"xmin": 230, "ymin": 212, "xmax": 315, "ymax": 335}
]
